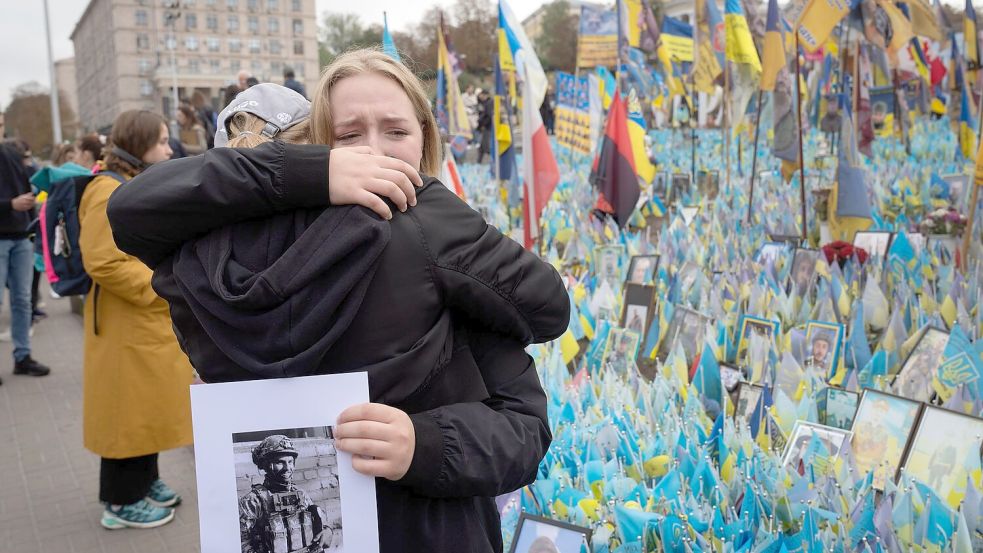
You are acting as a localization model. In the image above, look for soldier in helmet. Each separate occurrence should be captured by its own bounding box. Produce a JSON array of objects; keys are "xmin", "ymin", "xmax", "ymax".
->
[{"xmin": 239, "ymin": 435, "xmax": 328, "ymax": 553}]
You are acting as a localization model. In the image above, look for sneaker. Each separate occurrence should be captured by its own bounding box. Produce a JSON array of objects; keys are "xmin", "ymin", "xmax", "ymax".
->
[
  {"xmin": 101, "ymin": 499, "xmax": 174, "ymax": 530},
  {"xmin": 32, "ymin": 309, "xmax": 47, "ymax": 323},
  {"xmin": 146, "ymin": 479, "xmax": 182, "ymax": 508},
  {"xmin": 13, "ymin": 356, "xmax": 50, "ymax": 377}
]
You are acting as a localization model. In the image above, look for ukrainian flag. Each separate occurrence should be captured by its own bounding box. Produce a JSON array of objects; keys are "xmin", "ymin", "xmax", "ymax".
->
[
  {"xmin": 760, "ymin": 0, "xmax": 785, "ymax": 92},
  {"xmin": 959, "ymin": 76, "xmax": 976, "ymax": 159},
  {"xmin": 966, "ymin": 0, "xmax": 979, "ymax": 70},
  {"xmin": 724, "ymin": 0, "xmax": 761, "ymax": 72}
]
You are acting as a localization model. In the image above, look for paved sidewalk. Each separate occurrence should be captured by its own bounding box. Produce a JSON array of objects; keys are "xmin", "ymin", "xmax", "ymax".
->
[{"xmin": 0, "ymin": 292, "xmax": 201, "ymax": 553}]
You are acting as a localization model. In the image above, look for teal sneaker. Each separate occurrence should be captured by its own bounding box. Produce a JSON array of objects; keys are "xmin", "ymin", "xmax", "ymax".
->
[
  {"xmin": 146, "ymin": 479, "xmax": 182, "ymax": 508},
  {"xmin": 100, "ymin": 499, "xmax": 175, "ymax": 530}
]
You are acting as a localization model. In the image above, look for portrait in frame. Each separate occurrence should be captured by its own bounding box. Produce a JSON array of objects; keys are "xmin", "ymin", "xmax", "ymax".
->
[
  {"xmin": 899, "ymin": 406, "xmax": 983, "ymax": 503},
  {"xmin": 850, "ymin": 389, "xmax": 923, "ymax": 491}
]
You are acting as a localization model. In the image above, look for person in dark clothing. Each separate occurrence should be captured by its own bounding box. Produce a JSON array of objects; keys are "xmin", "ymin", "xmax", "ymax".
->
[
  {"xmin": 283, "ymin": 67, "xmax": 306, "ymax": 99},
  {"xmin": 0, "ymin": 142, "xmax": 50, "ymax": 382},
  {"xmin": 108, "ymin": 50, "xmax": 568, "ymax": 553},
  {"xmin": 540, "ymin": 86, "xmax": 555, "ymax": 135},
  {"xmin": 476, "ymin": 89, "xmax": 493, "ymax": 163}
]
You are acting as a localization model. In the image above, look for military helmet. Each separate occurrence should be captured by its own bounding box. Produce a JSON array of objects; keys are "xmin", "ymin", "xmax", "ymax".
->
[{"xmin": 251, "ymin": 435, "xmax": 299, "ymax": 466}]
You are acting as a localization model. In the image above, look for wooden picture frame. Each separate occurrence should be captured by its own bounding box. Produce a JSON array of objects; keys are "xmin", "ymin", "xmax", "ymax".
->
[
  {"xmin": 508, "ymin": 513, "xmax": 593, "ymax": 553},
  {"xmin": 899, "ymin": 406, "xmax": 983, "ymax": 502},
  {"xmin": 625, "ymin": 255, "xmax": 660, "ymax": 285},
  {"xmin": 621, "ymin": 283, "xmax": 656, "ymax": 337}
]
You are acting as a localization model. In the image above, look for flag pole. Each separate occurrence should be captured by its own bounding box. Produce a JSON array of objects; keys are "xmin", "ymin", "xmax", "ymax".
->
[
  {"xmin": 963, "ymin": 177, "xmax": 980, "ymax": 271},
  {"xmin": 795, "ymin": 34, "xmax": 807, "ymax": 240},
  {"xmin": 747, "ymin": 90, "xmax": 765, "ymax": 223},
  {"xmin": 725, "ymin": 61, "xmax": 732, "ymax": 197}
]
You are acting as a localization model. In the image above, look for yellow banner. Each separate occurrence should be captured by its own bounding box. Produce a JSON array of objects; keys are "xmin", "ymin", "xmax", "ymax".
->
[
  {"xmin": 795, "ymin": 0, "xmax": 850, "ymax": 53},
  {"xmin": 661, "ymin": 34, "xmax": 695, "ymax": 63},
  {"xmin": 576, "ymin": 35, "xmax": 617, "ymax": 68}
]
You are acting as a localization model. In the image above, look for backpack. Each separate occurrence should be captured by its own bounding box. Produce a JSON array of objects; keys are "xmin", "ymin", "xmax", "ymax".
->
[{"xmin": 40, "ymin": 171, "xmax": 126, "ymax": 297}]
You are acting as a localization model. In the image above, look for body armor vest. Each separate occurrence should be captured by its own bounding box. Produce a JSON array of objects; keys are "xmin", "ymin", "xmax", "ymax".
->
[{"xmin": 253, "ymin": 486, "xmax": 325, "ymax": 553}]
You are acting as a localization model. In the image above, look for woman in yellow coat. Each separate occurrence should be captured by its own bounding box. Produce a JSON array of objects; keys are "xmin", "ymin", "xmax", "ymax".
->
[{"xmin": 79, "ymin": 110, "xmax": 193, "ymax": 530}]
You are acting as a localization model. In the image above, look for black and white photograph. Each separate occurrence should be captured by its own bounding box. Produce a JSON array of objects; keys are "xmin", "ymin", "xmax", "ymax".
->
[
  {"xmin": 735, "ymin": 383, "xmax": 765, "ymax": 421},
  {"xmin": 235, "ymin": 427, "xmax": 342, "ymax": 553},
  {"xmin": 508, "ymin": 514, "xmax": 592, "ymax": 553},
  {"xmin": 670, "ymin": 172, "xmax": 691, "ymax": 205},
  {"xmin": 892, "ymin": 326, "xmax": 949, "ymax": 402},
  {"xmin": 191, "ymin": 373, "xmax": 379, "ymax": 553},
  {"xmin": 626, "ymin": 255, "xmax": 659, "ymax": 285},
  {"xmin": 823, "ymin": 388, "xmax": 859, "ymax": 430},
  {"xmin": 853, "ymin": 231, "xmax": 893, "ymax": 260},
  {"xmin": 594, "ymin": 245, "xmax": 624, "ymax": 287},
  {"xmin": 720, "ymin": 363, "xmax": 744, "ymax": 393},
  {"xmin": 621, "ymin": 283, "xmax": 656, "ymax": 336},
  {"xmin": 697, "ymin": 170, "xmax": 720, "ymax": 200}
]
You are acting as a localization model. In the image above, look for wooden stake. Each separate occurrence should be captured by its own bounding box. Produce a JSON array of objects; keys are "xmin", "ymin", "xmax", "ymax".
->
[
  {"xmin": 795, "ymin": 35, "xmax": 807, "ymax": 239},
  {"xmin": 747, "ymin": 90, "xmax": 765, "ymax": 224},
  {"xmin": 725, "ymin": 61, "xmax": 732, "ymax": 197},
  {"xmin": 964, "ymin": 182, "xmax": 980, "ymax": 271}
]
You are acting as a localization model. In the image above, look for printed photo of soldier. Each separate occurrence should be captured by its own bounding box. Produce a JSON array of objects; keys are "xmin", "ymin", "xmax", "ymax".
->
[{"xmin": 233, "ymin": 428, "xmax": 343, "ymax": 553}]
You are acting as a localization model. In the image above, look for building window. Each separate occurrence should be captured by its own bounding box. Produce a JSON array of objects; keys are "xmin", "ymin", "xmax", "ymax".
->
[
  {"xmin": 269, "ymin": 39, "xmax": 281, "ymax": 54},
  {"xmin": 267, "ymin": 0, "xmax": 278, "ymax": 10},
  {"xmin": 230, "ymin": 59, "xmax": 241, "ymax": 71},
  {"xmin": 140, "ymin": 80, "xmax": 154, "ymax": 97},
  {"xmin": 271, "ymin": 61, "xmax": 282, "ymax": 74},
  {"xmin": 227, "ymin": 0, "xmax": 237, "ymax": 9},
  {"xmin": 185, "ymin": 13, "xmax": 197, "ymax": 29},
  {"xmin": 268, "ymin": 17, "xmax": 279, "ymax": 33},
  {"xmin": 163, "ymin": 33, "xmax": 176, "ymax": 50},
  {"xmin": 210, "ymin": 59, "xmax": 222, "ymax": 73},
  {"xmin": 228, "ymin": 38, "xmax": 241, "ymax": 52},
  {"xmin": 185, "ymin": 0, "xmax": 196, "ymax": 6},
  {"xmin": 249, "ymin": 38, "xmax": 261, "ymax": 53},
  {"xmin": 247, "ymin": 0, "xmax": 258, "ymax": 10},
  {"xmin": 227, "ymin": 15, "xmax": 239, "ymax": 31},
  {"xmin": 185, "ymin": 35, "xmax": 199, "ymax": 50},
  {"xmin": 135, "ymin": 10, "xmax": 148, "ymax": 26},
  {"xmin": 136, "ymin": 33, "xmax": 150, "ymax": 49},
  {"xmin": 292, "ymin": 18, "xmax": 302, "ymax": 35},
  {"xmin": 291, "ymin": 0, "xmax": 301, "ymax": 11},
  {"xmin": 189, "ymin": 58, "xmax": 201, "ymax": 73},
  {"xmin": 207, "ymin": 37, "xmax": 221, "ymax": 52},
  {"xmin": 251, "ymin": 59, "xmax": 262, "ymax": 74},
  {"xmin": 206, "ymin": 14, "xmax": 218, "ymax": 30},
  {"xmin": 293, "ymin": 39, "xmax": 303, "ymax": 55},
  {"xmin": 248, "ymin": 16, "xmax": 259, "ymax": 32},
  {"xmin": 295, "ymin": 63, "xmax": 304, "ymax": 77},
  {"xmin": 206, "ymin": 0, "xmax": 217, "ymax": 6},
  {"xmin": 138, "ymin": 59, "xmax": 152, "ymax": 75}
]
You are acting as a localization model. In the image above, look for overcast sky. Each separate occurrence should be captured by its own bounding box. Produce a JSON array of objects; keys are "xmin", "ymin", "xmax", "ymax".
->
[{"xmin": 0, "ymin": 0, "xmax": 553, "ymax": 110}]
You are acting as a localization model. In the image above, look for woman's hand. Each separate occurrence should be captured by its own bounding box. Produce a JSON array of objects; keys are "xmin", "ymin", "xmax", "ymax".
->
[
  {"xmin": 335, "ymin": 403, "xmax": 416, "ymax": 480},
  {"xmin": 328, "ymin": 147, "xmax": 424, "ymax": 220}
]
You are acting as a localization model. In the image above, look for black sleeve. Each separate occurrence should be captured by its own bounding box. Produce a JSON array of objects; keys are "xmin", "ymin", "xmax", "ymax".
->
[
  {"xmin": 397, "ymin": 331, "xmax": 551, "ymax": 498},
  {"xmin": 411, "ymin": 182, "xmax": 570, "ymax": 344},
  {"xmin": 107, "ymin": 141, "xmax": 331, "ymax": 268}
]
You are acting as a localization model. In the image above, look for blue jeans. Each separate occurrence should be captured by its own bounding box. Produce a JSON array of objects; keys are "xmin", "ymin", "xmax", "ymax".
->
[{"xmin": 0, "ymin": 239, "xmax": 34, "ymax": 361}]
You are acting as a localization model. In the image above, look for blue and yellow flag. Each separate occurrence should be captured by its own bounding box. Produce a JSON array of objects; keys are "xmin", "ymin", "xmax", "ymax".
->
[
  {"xmin": 725, "ymin": 0, "xmax": 761, "ymax": 72},
  {"xmin": 760, "ymin": 0, "xmax": 785, "ymax": 92},
  {"xmin": 959, "ymin": 64, "xmax": 977, "ymax": 159},
  {"xmin": 493, "ymin": 55, "xmax": 516, "ymax": 184},
  {"xmin": 435, "ymin": 16, "xmax": 471, "ymax": 140},
  {"xmin": 381, "ymin": 12, "xmax": 400, "ymax": 62},
  {"xmin": 966, "ymin": 0, "xmax": 980, "ymax": 70},
  {"xmin": 795, "ymin": 0, "xmax": 850, "ymax": 53}
]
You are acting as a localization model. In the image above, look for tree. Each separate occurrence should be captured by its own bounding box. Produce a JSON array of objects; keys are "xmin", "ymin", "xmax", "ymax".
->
[
  {"xmin": 3, "ymin": 82, "xmax": 77, "ymax": 158},
  {"xmin": 449, "ymin": 0, "xmax": 497, "ymax": 75},
  {"xmin": 535, "ymin": 0, "xmax": 577, "ymax": 73},
  {"xmin": 318, "ymin": 12, "xmax": 384, "ymax": 66}
]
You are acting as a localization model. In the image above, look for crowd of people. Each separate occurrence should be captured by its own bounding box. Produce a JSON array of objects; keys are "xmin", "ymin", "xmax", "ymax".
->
[{"xmin": 0, "ymin": 49, "xmax": 567, "ymax": 553}]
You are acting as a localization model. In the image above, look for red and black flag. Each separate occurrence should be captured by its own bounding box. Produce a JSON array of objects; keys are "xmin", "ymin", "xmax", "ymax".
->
[{"xmin": 590, "ymin": 90, "xmax": 640, "ymax": 228}]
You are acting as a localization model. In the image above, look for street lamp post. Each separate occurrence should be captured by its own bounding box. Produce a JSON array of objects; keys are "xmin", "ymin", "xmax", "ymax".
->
[
  {"xmin": 42, "ymin": 0, "xmax": 62, "ymax": 145},
  {"xmin": 163, "ymin": 1, "xmax": 182, "ymax": 133}
]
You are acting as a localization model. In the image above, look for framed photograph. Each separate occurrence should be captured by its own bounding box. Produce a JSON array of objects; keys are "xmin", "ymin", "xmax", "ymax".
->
[
  {"xmin": 768, "ymin": 234, "xmax": 803, "ymax": 247},
  {"xmin": 653, "ymin": 171, "xmax": 669, "ymax": 201},
  {"xmin": 697, "ymin": 170, "xmax": 720, "ymax": 200},
  {"xmin": 804, "ymin": 321, "xmax": 845, "ymax": 380},
  {"xmin": 720, "ymin": 363, "xmax": 744, "ymax": 392},
  {"xmin": 626, "ymin": 255, "xmax": 659, "ymax": 285},
  {"xmin": 601, "ymin": 327, "xmax": 642, "ymax": 373},
  {"xmin": 926, "ymin": 235, "xmax": 959, "ymax": 265},
  {"xmin": 892, "ymin": 326, "xmax": 949, "ymax": 402},
  {"xmin": 755, "ymin": 241, "xmax": 788, "ymax": 268},
  {"xmin": 670, "ymin": 173, "xmax": 691, "ymax": 205},
  {"xmin": 789, "ymin": 248, "xmax": 820, "ymax": 296},
  {"xmin": 621, "ymin": 283, "xmax": 656, "ymax": 335},
  {"xmin": 736, "ymin": 315, "xmax": 780, "ymax": 368},
  {"xmin": 853, "ymin": 230, "xmax": 893, "ymax": 260},
  {"xmin": 594, "ymin": 245, "xmax": 624, "ymax": 286},
  {"xmin": 900, "ymin": 406, "xmax": 983, "ymax": 502},
  {"xmin": 508, "ymin": 513, "xmax": 592, "ymax": 553},
  {"xmin": 735, "ymin": 382, "xmax": 765, "ymax": 421},
  {"xmin": 850, "ymin": 389, "xmax": 923, "ymax": 490},
  {"xmin": 767, "ymin": 412, "xmax": 788, "ymax": 454},
  {"xmin": 782, "ymin": 421, "xmax": 853, "ymax": 469},
  {"xmin": 191, "ymin": 373, "xmax": 379, "ymax": 553},
  {"xmin": 656, "ymin": 306, "xmax": 711, "ymax": 363},
  {"xmin": 823, "ymin": 388, "xmax": 859, "ymax": 430},
  {"xmin": 940, "ymin": 173, "xmax": 970, "ymax": 208}
]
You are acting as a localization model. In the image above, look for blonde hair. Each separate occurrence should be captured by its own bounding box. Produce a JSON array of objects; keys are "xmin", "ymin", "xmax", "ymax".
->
[
  {"xmin": 310, "ymin": 48, "xmax": 441, "ymax": 175},
  {"xmin": 226, "ymin": 112, "xmax": 311, "ymax": 148}
]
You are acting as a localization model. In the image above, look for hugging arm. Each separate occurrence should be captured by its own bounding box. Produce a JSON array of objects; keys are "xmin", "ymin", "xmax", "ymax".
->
[{"xmin": 397, "ymin": 331, "xmax": 551, "ymax": 497}]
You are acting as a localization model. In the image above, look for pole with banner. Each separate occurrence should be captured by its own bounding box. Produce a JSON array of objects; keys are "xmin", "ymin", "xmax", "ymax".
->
[{"xmin": 964, "ymin": 140, "xmax": 983, "ymax": 269}]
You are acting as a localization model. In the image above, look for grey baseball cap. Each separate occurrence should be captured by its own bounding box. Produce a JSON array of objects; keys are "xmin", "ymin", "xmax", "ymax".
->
[{"xmin": 214, "ymin": 83, "xmax": 310, "ymax": 147}]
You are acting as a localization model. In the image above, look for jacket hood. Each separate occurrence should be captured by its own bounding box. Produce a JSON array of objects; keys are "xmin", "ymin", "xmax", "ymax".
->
[{"xmin": 167, "ymin": 204, "xmax": 390, "ymax": 379}]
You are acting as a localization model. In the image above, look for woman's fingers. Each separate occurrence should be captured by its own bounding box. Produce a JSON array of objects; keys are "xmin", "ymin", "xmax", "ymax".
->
[
  {"xmin": 349, "ymin": 456, "xmax": 398, "ymax": 479},
  {"xmin": 335, "ymin": 437, "xmax": 391, "ymax": 459},
  {"xmin": 334, "ymin": 419, "xmax": 393, "ymax": 441},
  {"xmin": 365, "ymin": 178, "xmax": 408, "ymax": 213},
  {"xmin": 374, "ymin": 167, "xmax": 417, "ymax": 208},
  {"xmin": 376, "ymin": 156, "xmax": 424, "ymax": 189},
  {"xmin": 356, "ymin": 190, "xmax": 393, "ymax": 220}
]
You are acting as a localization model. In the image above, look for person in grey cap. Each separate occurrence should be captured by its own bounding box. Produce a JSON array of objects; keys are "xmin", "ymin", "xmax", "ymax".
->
[{"xmin": 214, "ymin": 83, "xmax": 312, "ymax": 148}]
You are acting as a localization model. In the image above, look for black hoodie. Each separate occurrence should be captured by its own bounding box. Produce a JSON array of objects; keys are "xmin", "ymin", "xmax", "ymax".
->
[
  {"xmin": 108, "ymin": 142, "xmax": 571, "ymax": 552},
  {"xmin": 0, "ymin": 144, "xmax": 34, "ymax": 238}
]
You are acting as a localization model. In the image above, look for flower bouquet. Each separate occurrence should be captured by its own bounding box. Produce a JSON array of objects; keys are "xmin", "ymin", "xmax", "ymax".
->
[
  {"xmin": 822, "ymin": 241, "xmax": 868, "ymax": 267},
  {"xmin": 917, "ymin": 207, "xmax": 968, "ymax": 237}
]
